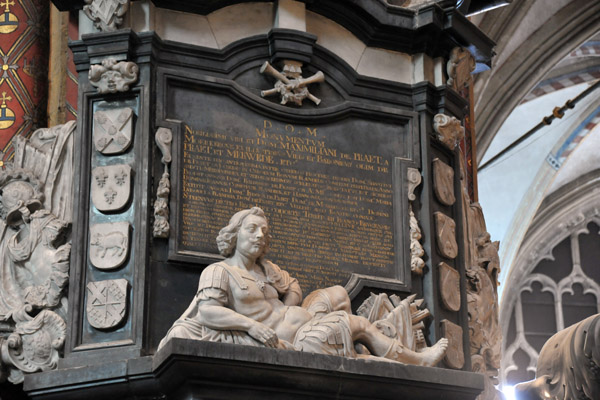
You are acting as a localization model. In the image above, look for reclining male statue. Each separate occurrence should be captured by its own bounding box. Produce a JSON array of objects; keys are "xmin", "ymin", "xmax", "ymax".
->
[{"xmin": 159, "ymin": 207, "xmax": 448, "ymax": 366}]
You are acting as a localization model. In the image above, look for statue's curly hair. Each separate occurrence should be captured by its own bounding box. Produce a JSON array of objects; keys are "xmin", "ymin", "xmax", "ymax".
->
[{"xmin": 216, "ymin": 207, "xmax": 271, "ymax": 258}]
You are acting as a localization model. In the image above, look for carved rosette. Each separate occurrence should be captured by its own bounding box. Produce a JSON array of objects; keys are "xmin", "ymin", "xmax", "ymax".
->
[
  {"xmin": 153, "ymin": 127, "xmax": 173, "ymax": 238},
  {"xmin": 441, "ymin": 319, "xmax": 465, "ymax": 369},
  {"xmin": 93, "ymin": 107, "xmax": 134, "ymax": 154},
  {"xmin": 89, "ymin": 58, "xmax": 139, "ymax": 94},
  {"xmin": 433, "ymin": 158, "xmax": 456, "ymax": 206},
  {"xmin": 91, "ymin": 164, "xmax": 132, "ymax": 212},
  {"xmin": 89, "ymin": 222, "xmax": 130, "ymax": 270},
  {"xmin": 433, "ymin": 114, "xmax": 465, "ymax": 150},
  {"xmin": 83, "ymin": 0, "xmax": 129, "ymax": 32},
  {"xmin": 434, "ymin": 212, "xmax": 458, "ymax": 259},
  {"xmin": 447, "ymin": 47, "xmax": 476, "ymax": 92},
  {"xmin": 86, "ymin": 279, "xmax": 129, "ymax": 330}
]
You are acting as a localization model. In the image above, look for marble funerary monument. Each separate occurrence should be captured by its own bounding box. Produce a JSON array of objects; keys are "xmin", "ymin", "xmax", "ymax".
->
[{"xmin": 0, "ymin": 0, "xmax": 508, "ymax": 399}]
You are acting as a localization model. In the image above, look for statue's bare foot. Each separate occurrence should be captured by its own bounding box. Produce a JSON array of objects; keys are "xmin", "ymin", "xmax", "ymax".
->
[{"xmin": 418, "ymin": 338, "xmax": 448, "ymax": 367}]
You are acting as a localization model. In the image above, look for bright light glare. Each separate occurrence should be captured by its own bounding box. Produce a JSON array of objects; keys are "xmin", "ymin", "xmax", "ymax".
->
[{"xmin": 502, "ymin": 385, "xmax": 517, "ymax": 400}]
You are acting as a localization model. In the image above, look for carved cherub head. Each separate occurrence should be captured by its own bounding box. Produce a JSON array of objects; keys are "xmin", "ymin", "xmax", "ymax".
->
[
  {"xmin": 216, "ymin": 207, "xmax": 272, "ymax": 259},
  {"xmin": 89, "ymin": 58, "xmax": 139, "ymax": 94}
]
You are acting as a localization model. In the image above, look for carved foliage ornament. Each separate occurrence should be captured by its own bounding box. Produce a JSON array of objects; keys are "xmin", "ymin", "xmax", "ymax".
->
[
  {"xmin": 89, "ymin": 58, "xmax": 139, "ymax": 94},
  {"xmin": 433, "ymin": 158, "xmax": 456, "ymax": 206},
  {"xmin": 433, "ymin": 114, "xmax": 465, "ymax": 150},
  {"xmin": 153, "ymin": 127, "xmax": 172, "ymax": 238},
  {"xmin": 93, "ymin": 107, "xmax": 133, "ymax": 154},
  {"xmin": 86, "ymin": 279, "xmax": 128, "ymax": 330},
  {"xmin": 83, "ymin": 0, "xmax": 129, "ymax": 32},
  {"xmin": 434, "ymin": 211, "xmax": 458, "ymax": 259},
  {"xmin": 260, "ymin": 60, "xmax": 325, "ymax": 106},
  {"xmin": 89, "ymin": 222, "xmax": 130, "ymax": 270},
  {"xmin": 91, "ymin": 164, "xmax": 132, "ymax": 212},
  {"xmin": 447, "ymin": 47, "xmax": 476, "ymax": 92}
]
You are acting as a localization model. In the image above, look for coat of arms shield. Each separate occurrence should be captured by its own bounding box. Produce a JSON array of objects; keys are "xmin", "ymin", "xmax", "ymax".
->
[
  {"xmin": 89, "ymin": 222, "xmax": 130, "ymax": 270},
  {"xmin": 86, "ymin": 279, "xmax": 128, "ymax": 330},
  {"xmin": 434, "ymin": 212, "xmax": 458, "ymax": 259},
  {"xmin": 91, "ymin": 164, "xmax": 132, "ymax": 212},
  {"xmin": 433, "ymin": 158, "xmax": 456, "ymax": 206},
  {"xmin": 93, "ymin": 107, "xmax": 133, "ymax": 154}
]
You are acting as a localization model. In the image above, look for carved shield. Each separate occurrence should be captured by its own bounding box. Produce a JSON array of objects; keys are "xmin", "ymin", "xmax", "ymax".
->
[
  {"xmin": 91, "ymin": 164, "xmax": 132, "ymax": 212},
  {"xmin": 86, "ymin": 279, "xmax": 128, "ymax": 330},
  {"xmin": 441, "ymin": 319, "xmax": 464, "ymax": 369},
  {"xmin": 439, "ymin": 262, "xmax": 461, "ymax": 311},
  {"xmin": 93, "ymin": 107, "xmax": 133, "ymax": 154},
  {"xmin": 89, "ymin": 222, "xmax": 130, "ymax": 270},
  {"xmin": 434, "ymin": 212, "xmax": 458, "ymax": 259},
  {"xmin": 433, "ymin": 158, "xmax": 455, "ymax": 206}
]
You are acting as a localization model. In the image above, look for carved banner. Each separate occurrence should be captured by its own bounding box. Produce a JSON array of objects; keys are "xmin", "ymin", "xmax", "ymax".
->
[
  {"xmin": 86, "ymin": 279, "xmax": 129, "ymax": 329},
  {"xmin": 441, "ymin": 319, "xmax": 465, "ymax": 369},
  {"xmin": 434, "ymin": 212, "xmax": 458, "ymax": 259},
  {"xmin": 91, "ymin": 164, "xmax": 132, "ymax": 212},
  {"xmin": 439, "ymin": 262, "xmax": 461, "ymax": 311},
  {"xmin": 89, "ymin": 222, "xmax": 130, "ymax": 270},
  {"xmin": 433, "ymin": 158, "xmax": 455, "ymax": 206},
  {"xmin": 93, "ymin": 107, "xmax": 133, "ymax": 154}
]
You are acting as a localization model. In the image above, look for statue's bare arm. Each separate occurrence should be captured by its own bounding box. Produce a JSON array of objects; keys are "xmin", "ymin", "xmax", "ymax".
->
[{"xmin": 195, "ymin": 299, "xmax": 279, "ymax": 347}]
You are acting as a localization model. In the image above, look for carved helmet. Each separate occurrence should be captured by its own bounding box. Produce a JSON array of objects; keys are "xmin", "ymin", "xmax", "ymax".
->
[{"xmin": 0, "ymin": 169, "xmax": 44, "ymax": 225}]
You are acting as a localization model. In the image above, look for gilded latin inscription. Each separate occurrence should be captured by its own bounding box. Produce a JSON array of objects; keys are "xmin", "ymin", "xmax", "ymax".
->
[{"xmin": 179, "ymin": 118, "xmax": 400, "ymax": 294}]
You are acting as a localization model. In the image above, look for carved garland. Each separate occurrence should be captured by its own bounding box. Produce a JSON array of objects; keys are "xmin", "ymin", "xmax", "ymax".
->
[{"xmin": 153, "ymin": 127, "xmax": 172, "ymax": 238}]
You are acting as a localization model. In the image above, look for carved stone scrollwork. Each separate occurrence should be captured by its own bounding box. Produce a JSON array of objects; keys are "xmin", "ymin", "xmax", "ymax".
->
[
  {"xmin": 406, "ymin": 168, "xmax": 425, "ymax": 275},
  {"xmin": 153, "ymin": 127, "xmax": 172, "ymax": 238},
  {"xmin": 83, "ymin": 0, "xmax": 129, "ymax": 32},
  {"xmin": 260, "ymin": 60, "xmax": 325, "ymax": 106},
  {"xmin": 86, "ymin": 279, "xmax": 129, "ymax": 330},
  {"xmin": 0, "ymin": 122, "xmax": 73, "ymax": 384},
  {"xmin": 447, "ymin": 47, "xmax": 476, "ymax": 92},
  {"xmin": 433, "ymin": 114, "xmax": 465, "ymax": 150},
  {"xmin": 407, "ymin": 167, "xmax": 422, "ymax": 201},
  {"xmin": 1, "ymin": 306, "xmax": 66, "ymax": 384},
  {"xmin": 89, "ymin": 58, "xmax": 139, "ymax": 94}
]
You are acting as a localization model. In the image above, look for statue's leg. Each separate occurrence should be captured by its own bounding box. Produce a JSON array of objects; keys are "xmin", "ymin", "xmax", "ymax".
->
[{"xmin": 348, "ymin": 315, "xmax": 448, "ymax": 367}]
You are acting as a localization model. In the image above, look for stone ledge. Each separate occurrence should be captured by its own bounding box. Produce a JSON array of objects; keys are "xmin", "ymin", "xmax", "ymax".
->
[{"xmin": 24, "ymin": 339, "xmax": 484, "ymax": 399}]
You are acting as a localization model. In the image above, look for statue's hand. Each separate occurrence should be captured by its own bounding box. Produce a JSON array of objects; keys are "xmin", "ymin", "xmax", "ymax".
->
[{"xmin": 248, "ymin": 322, "xmax": 278, "ymax": 348}]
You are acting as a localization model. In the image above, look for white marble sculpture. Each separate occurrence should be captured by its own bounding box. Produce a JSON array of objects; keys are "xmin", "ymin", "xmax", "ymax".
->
[
  {"xmin": 89, "ymin": 58, "xmax": 139, "ymax": 94},
  {"xmin": 260, "ymin": 61, "xmax": 324, "ymax": 106},
  {"xmin": 0, "ymin": 122, "xmax": 74, "ymax": 384},
  {"xmin": 159, "ymin": 207, "xmax": 448, "ymax": 366}
]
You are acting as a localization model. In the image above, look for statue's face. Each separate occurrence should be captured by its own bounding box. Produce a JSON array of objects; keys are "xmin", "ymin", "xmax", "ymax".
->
[{"xmin": 236, "ymin": 214, "xmax": 268, "ymax": 259}]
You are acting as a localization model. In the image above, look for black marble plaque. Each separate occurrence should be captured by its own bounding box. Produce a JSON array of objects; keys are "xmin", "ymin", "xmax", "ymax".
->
[{"xmin": 168, "ymin": 82, "xmax": 412, "ymax": 295}]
